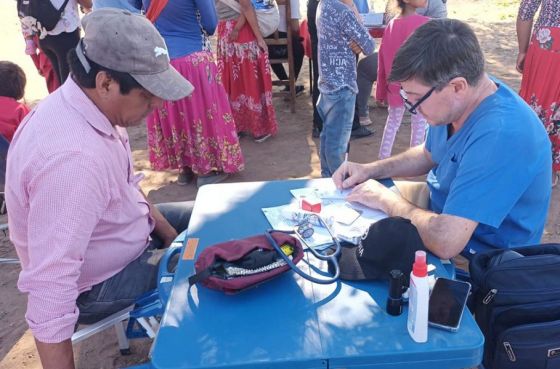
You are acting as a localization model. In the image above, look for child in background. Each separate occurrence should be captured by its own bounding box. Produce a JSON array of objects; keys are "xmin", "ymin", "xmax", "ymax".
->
[
  {"xmin": 376, "ymin": 0, "xmax": 429, "ymax": 159},
  {"xmin": 316, "ymin": 0, "xmax": 375, "ymax": 177},
  {"xmin": 0, "ymin": 61, "xmax": 29, "ymax": 142}
]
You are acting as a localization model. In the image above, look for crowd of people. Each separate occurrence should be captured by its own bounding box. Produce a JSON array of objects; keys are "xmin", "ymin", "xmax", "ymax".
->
[{"xmin": 1, "ymin": 0, "xmax": 559, "ymax": 368}]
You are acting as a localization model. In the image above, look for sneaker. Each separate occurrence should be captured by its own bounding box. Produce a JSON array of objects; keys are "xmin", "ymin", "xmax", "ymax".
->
[
  {"xmin": 350, "ymin": 126, "xmax": 374, "ymax": 140},
  {"xmin": 283, "ymin": 85, "xmax": 305, "ymax": 97},
  {"xmin": 254, "ymin": 133, "xmax": 272, "ymax": 143},
  {"xmin": 359, "ymin": 115, "xmax": 373, "ymax": 126},
  {"xmin": 196, "ymin": 172, "xmax": 229, "ymax": 188}
]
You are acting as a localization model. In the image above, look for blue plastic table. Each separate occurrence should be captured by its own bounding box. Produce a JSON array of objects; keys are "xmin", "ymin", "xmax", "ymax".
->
[{"xmin": 148, "ymin": 179, "xmax": 484, "ymax": 369}]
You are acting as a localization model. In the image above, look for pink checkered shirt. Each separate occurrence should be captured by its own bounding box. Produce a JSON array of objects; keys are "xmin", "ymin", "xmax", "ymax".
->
[{"xmin": 6, "ymin": 78, "xmax": 154, "ymax": 343}]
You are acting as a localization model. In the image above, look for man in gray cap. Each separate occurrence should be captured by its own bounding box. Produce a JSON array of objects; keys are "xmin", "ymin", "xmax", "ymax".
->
[{"xmin": 6, "ymin": 9, "xmax": 194, "ymax": 369}]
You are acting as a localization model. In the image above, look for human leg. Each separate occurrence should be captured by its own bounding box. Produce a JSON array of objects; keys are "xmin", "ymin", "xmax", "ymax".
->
[
  {"xmin": 307, "ymin": 0, "xmax": 322, "ymax": 134},
  {"xmin": 150, "ymin": 201, "xmax": 194, "ymax": 248},
  {"xmin": 318, "ymin": 89, "xmax": 355, "ymax": 177},
  {"xmin": 356, "ymin": 53, "xmax": 378, "ymax": 119},
  {"xmin": 76, "ymin": 201, "xmax": 194, "ymax": 323},
  {"xmin": 410, "ymin": 112, "xmax": 428, "ymax": 147},
  {"xmin": 378, "ymin": 106, "xmax": 405, "ymax": 159}
]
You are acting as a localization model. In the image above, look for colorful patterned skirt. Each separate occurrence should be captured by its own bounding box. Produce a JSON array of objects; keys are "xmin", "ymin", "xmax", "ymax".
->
[
  {"xmin": 146, "ymin": 51, "xmax": 244, "ymax": 175},
  {"xmin": 216, "ymin": 20, "xmax": 278, "ymax": 139},
  {"xmin": 519, "ymin": 26, "xmax": 560, "ymax": 172}
]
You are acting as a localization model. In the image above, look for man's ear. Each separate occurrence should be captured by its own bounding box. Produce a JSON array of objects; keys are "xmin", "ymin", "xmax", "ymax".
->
[
  {"xmin": 95, "ymin": 71, "xmax": 115, "ymax": 98},
  {"xmin": 449, "ymin": 77, "xmax": 468, "ymax": 95}
]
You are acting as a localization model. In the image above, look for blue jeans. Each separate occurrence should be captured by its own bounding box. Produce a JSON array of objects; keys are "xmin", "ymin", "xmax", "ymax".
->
[
  {"xmin": 76, "ymin": 201, "xmax": 194, "ymax": 324},
  {"xmin": 317, "ymin": 88, "xmax": 356, "ymax": 177}
]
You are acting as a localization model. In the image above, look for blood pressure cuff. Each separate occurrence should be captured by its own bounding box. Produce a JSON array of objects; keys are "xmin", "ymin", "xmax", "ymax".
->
[{"xmin": 188, "ymin": 232, "xmax": 304, "ymax": 294}]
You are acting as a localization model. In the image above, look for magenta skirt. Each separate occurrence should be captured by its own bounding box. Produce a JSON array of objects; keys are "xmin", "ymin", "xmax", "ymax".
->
[{"xmin": 147, "ymin": 51, "xmax": 244, "ymax": 175}]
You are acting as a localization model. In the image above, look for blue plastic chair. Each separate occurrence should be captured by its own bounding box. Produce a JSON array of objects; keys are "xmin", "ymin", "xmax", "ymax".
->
[{"xmin": 125, "ymin": 245, "xmax": 183, "ymax": 340}]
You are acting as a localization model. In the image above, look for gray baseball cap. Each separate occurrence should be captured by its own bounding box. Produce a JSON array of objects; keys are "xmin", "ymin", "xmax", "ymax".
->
[{"xmin": 76, "ymin": 8, "xmax": 193, "ymax": 101}]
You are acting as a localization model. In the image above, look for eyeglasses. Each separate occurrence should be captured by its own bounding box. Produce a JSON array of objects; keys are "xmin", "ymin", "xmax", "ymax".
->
[{"xmin": 400, "ymin": 86, "xmax": 436, "ymax": 115}]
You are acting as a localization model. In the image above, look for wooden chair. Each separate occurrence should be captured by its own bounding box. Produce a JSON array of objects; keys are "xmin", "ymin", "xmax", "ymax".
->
[{"xmin": 265, "ymin": 0, "xmax": 296, "ymax": 113}]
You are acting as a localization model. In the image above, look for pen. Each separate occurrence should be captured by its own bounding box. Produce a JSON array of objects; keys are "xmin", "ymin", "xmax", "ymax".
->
[{"xmin": 343, "ymin": 142, "xmax": 350, "ymax": 180}]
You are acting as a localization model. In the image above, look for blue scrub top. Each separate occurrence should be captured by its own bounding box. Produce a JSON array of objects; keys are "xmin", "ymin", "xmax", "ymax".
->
[{"xmin": 425, "ymin": 79, "xmax": 552, "ymax": 255}]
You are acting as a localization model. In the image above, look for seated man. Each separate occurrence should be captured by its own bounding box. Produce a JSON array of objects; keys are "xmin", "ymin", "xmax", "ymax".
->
[
  {"xmin": 267, "ymin": 0, "xmax": 305, "ymax": 95},
  {"xmin": 6, "ymin": 9, "xmax": 195, "ymax": 369},
  {"xmin": 333, "ymin": 19, "xmax": 551, "ymax": 260}
]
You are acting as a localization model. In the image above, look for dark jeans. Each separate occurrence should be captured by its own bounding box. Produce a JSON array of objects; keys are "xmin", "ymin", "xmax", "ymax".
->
[
  {"xmin": 76, "ymin": 201, "xmax": 194, "ymax": 325},
  {"xmin": 38, "ymin": 28, "xmax": 80, "ymax": 84},
  {"xmin": 267, "ymin": 31, "xmax": 305, "ymax": 81},
  {"xmin": 307, "ymin": 0, "xmax": 322, "ymax": 131}
]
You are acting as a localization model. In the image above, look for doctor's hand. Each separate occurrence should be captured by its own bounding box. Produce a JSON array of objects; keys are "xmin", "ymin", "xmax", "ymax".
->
[
  {"xmin": 332, "ymin": 161, "xmax": 370, "ymax": 190},
  {"xmin": 346, "ymin": 179, "xmax": 400, "ymax": 213}
]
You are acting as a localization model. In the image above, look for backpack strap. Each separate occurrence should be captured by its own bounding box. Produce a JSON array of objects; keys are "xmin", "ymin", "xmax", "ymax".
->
[{"xmin": 145, "ymin": 0, "xmax": 170, "ymax": 23}]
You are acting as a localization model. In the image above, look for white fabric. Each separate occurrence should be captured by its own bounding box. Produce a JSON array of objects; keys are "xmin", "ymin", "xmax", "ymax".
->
[
  {"xmin": 278, "ymin": 0, "xmax": 300, "ymax": 33},
  {"xmin": 220, "ymin": 0, "xmax": 279, "ymax": 37},
  {"xmin": 48, "ymin": 0, "xmax": 80, "ymax": 36}
]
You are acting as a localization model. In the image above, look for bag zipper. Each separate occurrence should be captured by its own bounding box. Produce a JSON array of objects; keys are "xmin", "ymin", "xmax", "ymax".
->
[
  {"xmin": 503, "ymin": 342, "xmax": 516, "ymax": 362},
  {"xmin": 483, "ymin": 288, "xmax": 497, "ymax": 304}
]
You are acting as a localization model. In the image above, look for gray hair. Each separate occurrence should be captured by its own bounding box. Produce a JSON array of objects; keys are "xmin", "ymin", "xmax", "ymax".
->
[{"xmin": 389, "ymin": 19, "xmax": 485, "ymax": 89}]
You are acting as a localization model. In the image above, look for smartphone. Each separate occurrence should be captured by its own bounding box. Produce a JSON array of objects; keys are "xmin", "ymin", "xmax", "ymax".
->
[{"xmin": 428, "ymin": 277, "xmax": 471, "ymax": 332}]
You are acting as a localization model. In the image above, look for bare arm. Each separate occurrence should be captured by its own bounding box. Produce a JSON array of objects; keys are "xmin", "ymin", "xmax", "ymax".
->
[
  {"xmin": 516, "ymin": 16, "xmax": 533, "ymax": 73},
  {"xmin": 346, "ymin": 180, "xmax": 478, "ymax": 259},
  {"xmin": 36, "ymin": 339, "xmax": 75, "ymax": 369},
  {"xmin": 239, "ymin": 0, "xmax": 267, "ymax": 49}
]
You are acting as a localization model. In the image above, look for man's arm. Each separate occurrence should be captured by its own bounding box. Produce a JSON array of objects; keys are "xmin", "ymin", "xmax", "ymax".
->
[
  {"xmin": 347, "ymin": 180, "xmax": 478, "ymax": 259},
  {"xmin": 149, "ymin": 201, "xmax": 178, "ymax": 247},
  {"xmin": 36, "ymin": 339, "xmax": 74, "ymax": 369},
  {"xmin": 333, "ymin": 144, "xmax": 435, "ymax": 189}
]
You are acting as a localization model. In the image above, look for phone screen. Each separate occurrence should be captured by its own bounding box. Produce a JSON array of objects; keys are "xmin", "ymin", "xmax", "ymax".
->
[{"xmin": 428, "ymin": 278, "xmax": 471, "ymax": 331}]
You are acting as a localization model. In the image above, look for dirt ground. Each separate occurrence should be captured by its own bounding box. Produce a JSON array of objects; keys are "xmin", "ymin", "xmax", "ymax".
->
[{"xmin": 0, "ymin": 0, "xmax": 558, "ymax": 368}]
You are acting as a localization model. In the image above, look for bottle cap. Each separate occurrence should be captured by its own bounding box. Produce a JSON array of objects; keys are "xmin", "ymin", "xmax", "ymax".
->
[{"xmin": 412, "ymin": 250, "xmax": 427, "ymax": 277}]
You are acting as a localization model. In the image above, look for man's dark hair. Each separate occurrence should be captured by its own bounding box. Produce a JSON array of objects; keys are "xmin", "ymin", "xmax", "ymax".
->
[
  {"xmin": 389, "ymin": 19, "xmax": 485, "ymax": 89},
  {"xmin": 0, "ymin": 61, "xmax": 26, "ymax": 100},
  {"xmin": 67, "ymin": 48, "xmax": 142, "ymax": 95}
]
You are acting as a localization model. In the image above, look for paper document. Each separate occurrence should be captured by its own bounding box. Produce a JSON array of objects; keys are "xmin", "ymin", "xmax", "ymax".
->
[
  {"xmin": 288, "ymin": 178, "xmax": 388, "ymax": 244},
  {"xmin": 361, "ymin": 12, "xmax": 384, "ymax": 27},
  {"xmin": 262, "ymin": 204, "xmax": 334, "ymax": 250}
]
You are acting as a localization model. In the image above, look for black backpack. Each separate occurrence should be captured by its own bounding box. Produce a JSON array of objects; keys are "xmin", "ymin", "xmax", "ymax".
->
[
  {"xmin": 469, "ymin": 244, "xmax": 560, "ymax": 369},
  {"xmin": 17, "ymin": 0, "xmax": 71, "ymax": 32}
]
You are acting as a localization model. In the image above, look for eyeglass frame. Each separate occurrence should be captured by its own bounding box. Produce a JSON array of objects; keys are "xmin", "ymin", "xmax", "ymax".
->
[{"xmin": 399, "ymin": 85, "xmax": 437, "ymax": 115}]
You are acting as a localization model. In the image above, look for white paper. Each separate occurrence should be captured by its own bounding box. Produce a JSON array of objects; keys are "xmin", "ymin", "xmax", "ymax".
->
[
  {"xmin": 361, "ymin": 12, "xmax": 384, "ymax": 27},
  {"xmin": 262, "ymin": 205, "xmax": 334, "ymax": 250},
  {"xmin": 287, "ymin": 178, "xmax": 388, "ymax": 244}
]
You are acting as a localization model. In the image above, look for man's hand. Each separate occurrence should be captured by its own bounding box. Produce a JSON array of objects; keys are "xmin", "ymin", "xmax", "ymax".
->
[
  {"xmin": 332, "ymin": 161, "xmax": 371, "ymax": 190},
  {"xmin": 257, "ymin": 36, "xmax": 268, "ymax": 51},
  {"xmin": 346, "ymin": 179, "xmax": 400, "ymax": 213},
  {"xmin": 229, "ymin": 28, "xmax": 240, "ymax": 42},
  {"xmin": 349, "ymin": 40, "xmax": 363, "ymax": 55}
]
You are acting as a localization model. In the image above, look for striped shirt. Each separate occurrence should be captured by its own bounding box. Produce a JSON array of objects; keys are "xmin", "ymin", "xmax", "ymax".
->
[{"xmin": 6, "ymin": 77, "xmax": 154, "ymax": 343}]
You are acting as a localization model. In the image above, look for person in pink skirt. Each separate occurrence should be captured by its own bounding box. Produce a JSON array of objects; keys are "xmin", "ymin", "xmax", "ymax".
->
[
  {"xmin": 143, "ymin": 0, "xmax": 244, "ymax": 187},
  {"xmin": 216, "ymin": 0, "xmax": 278, "ymax": 143},
  {"xmin": 376, "ymin": 0, "xmax": 429, "ymax": 159}
]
